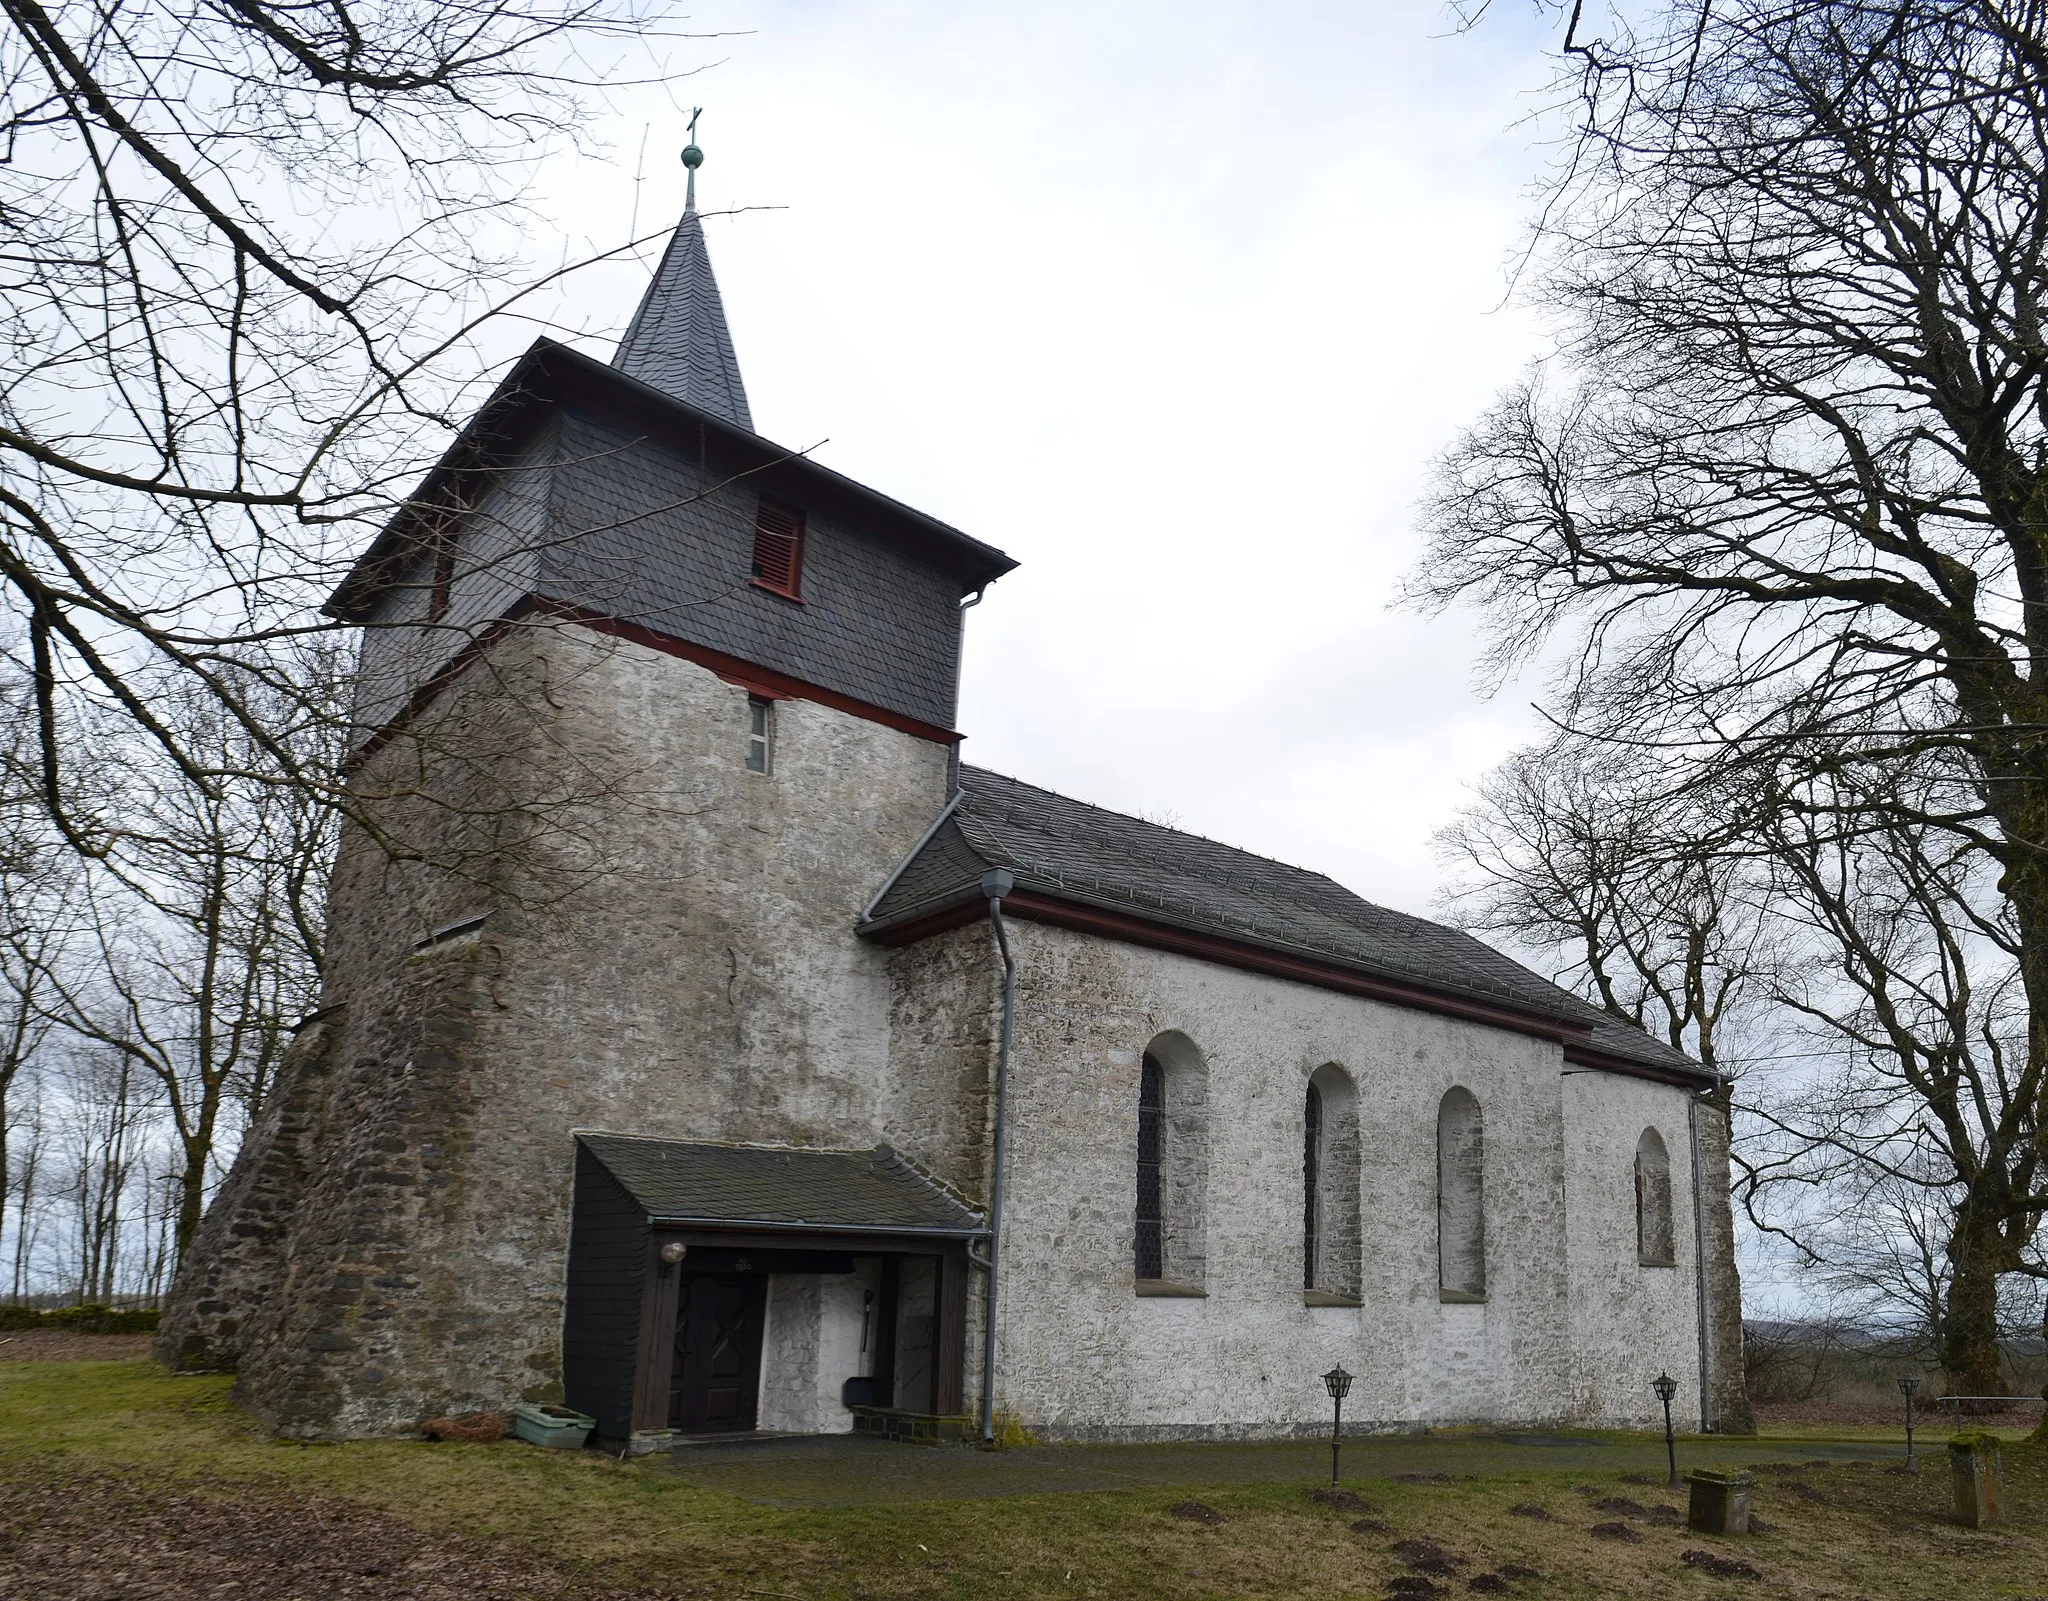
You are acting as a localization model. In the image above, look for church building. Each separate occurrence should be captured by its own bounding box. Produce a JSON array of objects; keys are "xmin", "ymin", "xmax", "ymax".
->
[{"xmin": 160, "ymin": 138, "xmax": 1752, "ymax": 1449}]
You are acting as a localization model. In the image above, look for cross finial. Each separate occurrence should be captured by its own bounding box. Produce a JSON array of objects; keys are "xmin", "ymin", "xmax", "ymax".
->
[{"xmin": 681, "ymin": 107, "xmax": 705, "ymax": 211}]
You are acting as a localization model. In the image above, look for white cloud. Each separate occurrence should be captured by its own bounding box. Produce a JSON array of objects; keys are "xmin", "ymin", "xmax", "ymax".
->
[{"xmin": 537, "ymin": 0, "xmax": 1563, "ymax": 914}]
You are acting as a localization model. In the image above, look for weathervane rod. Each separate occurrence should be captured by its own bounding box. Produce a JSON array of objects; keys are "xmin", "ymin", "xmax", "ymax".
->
[{"xmin": 683, "ymin": 107, "xmax": 704, "ymax": 211}]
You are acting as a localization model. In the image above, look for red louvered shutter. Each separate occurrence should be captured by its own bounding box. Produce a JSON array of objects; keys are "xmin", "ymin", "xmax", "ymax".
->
[{"xmin": 750, "ymin": 499, "xmax": 804, "ymax": 597}]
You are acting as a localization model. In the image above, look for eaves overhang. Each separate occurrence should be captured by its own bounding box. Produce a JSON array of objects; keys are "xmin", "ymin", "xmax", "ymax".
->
[
  {"xmin": 327, "ymin": 337, "xmax": 1018, "ymax": 622},
  {"xmin": 639, "ymin": 1213, "xmax": 983, "ymax": 1239},
  {"xmin": 859, "ymin": 883, "xmax": 1716, "ymax": 1089}
]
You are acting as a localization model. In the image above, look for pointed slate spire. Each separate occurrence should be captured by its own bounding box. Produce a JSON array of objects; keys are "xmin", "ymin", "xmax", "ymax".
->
[{"xmin": 613, "ymin": 115, "xmax": 754, "ymax": 431}]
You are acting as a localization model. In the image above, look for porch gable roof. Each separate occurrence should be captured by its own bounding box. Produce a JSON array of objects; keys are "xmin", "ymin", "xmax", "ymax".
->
[{"xmin": 576, "ymin": 1133, "xmax": 983, "ymax": 1237}]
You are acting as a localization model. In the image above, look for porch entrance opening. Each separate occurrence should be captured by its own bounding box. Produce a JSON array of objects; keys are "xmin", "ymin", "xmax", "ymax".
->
[{"xmin": 668, "ymin": 1273, "xmax": 766, "ymax": 1433}]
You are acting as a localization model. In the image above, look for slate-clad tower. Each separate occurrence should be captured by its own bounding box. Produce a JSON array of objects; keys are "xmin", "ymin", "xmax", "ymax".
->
[{"xmin": 159, "ymin": 143, "xmax": 1017, "ymax": 1438}]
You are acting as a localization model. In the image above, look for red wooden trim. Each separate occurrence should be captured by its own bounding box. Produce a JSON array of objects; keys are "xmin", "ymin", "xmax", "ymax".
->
[
  {"xmin": 747, "ymin": 577, "xmax": 807, "ymax": 605},
  {"xmin": 343, "ymin": 609, "xmax": 530, "ymax": 772},
  {"xmin": 864, "ymin": 889, "xmax": 1591, "ymax": 1047},
  {"xmin": 749, "ymin": 498, "xmax": 805, "ymax": 598}
]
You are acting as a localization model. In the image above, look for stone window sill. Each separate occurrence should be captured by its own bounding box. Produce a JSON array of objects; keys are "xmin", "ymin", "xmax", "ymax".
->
[
  {"xmin": 1639, "ymin": 1256, "xmax": 1677, "ymax": 1269},
  {"xmin": 1303, "ymin": 1291, "xmax": 1363, "ymax": 1308},
  {"xmin": 1135, "ymin": 1279, "xmax": 1207, "ymax": 1298},
  {"xmin": 1438, "ymin": 1288, "xmax": 1487, "ymax": 1305}
]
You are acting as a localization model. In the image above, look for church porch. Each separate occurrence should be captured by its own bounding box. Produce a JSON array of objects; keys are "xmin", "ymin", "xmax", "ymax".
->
[{"xmin": 563, "ymin": 1134, "xmax": 979, "ymax": 1454}]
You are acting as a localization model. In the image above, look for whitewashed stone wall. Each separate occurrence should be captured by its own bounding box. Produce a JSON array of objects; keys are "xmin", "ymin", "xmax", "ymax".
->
[
  {"xmin": 1560, "ymin": 1071, "xmax": 1709, "ymax": 1428},
  {"xmin": 955, "ymin": 920, "xmax": 1706, "ymax": 1439},
  {"xmin": 758, "ymin": 1263, "xmax": 880, "ymax": 1432}
]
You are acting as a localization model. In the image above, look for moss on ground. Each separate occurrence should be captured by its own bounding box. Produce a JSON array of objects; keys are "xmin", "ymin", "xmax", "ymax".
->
[{"xmin": 3, "ymin": 1357, "xmax": 2043, "ymax": 1599}]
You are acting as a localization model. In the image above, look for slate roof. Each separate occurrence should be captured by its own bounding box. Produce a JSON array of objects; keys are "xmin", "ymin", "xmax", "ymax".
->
[
  {"xmin": 326, "ymin": 341, "xmax": 1016, "ymax": 628},
  {"xmin": 861, "ymin": 767, "xmax": 1704, "ymax": 1080},
  {"xmin": 576, "ymin": 1133, "xmax": 984, "ymax": 1235},
  {"xmin": 613, "ymin": 200, "xmax": 753, "ymax": 429},
  {"xmin": 541, "ymin": 409, "xmax": 972, "ymax": 730}
]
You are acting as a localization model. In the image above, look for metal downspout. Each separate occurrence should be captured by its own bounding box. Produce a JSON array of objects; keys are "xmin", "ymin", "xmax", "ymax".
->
[
  {"xmin": 976, "ymin": 868, "xmax": 1017, "ymax": 1446},
  {"xmin": 1688, "ymin": 1087, "xmax": 1716, "ymax": 1433}
]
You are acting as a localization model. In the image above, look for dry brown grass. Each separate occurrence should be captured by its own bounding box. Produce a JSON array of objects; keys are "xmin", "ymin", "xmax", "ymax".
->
[{"xmin": 1, "ymin": 1357, "xmax": 2042, "ymax": 1599}]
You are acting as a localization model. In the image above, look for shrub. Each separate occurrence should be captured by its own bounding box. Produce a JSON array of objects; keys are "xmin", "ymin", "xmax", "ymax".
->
[{"xmin": 0, "ymin": 1305, "xmax": 161, "ymax": 1334}]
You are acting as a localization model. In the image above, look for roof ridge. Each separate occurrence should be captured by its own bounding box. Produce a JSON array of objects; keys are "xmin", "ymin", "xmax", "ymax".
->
[{"xmin": 958, "ymin": 765, "xmax": 1370, "ymax": 898}]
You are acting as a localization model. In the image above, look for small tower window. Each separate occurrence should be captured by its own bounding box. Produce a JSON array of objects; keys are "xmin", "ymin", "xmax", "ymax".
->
[
  {"xmin": 750, "ymin": 498, "xmax": 805, "ymax": 598},
  {"xmin": 745, "ymin": 695, "xmax": 773, "ymax": 773}
]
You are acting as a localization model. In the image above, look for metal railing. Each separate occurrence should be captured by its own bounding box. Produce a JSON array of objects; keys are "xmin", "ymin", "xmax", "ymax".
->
[{"xmin": 1932, "ymin": 1394, "xmax": 2047, "ymax": 1412}]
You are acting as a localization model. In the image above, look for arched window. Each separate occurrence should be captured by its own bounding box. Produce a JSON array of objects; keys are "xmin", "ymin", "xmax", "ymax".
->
[
  {"xmin": 1304, "ymin": 1064, "xmax": 1362, "ymax": 1300},
  {"xmin": 1635, "ymin": 1127, "xmax": 1675, "ymax": 1267},
  {"xmin": 1136, "ymin": 1054, "xmax": 1165, "ymax": 1279},
  {"xmin": 1437, "ymin": 1086, "xmax": 1485, "ymax": 1301},
  {"xmin": 1302, "ymin": 1082, "xmax": 1322, "ymax": 1289},
  {"xmin": 1134, "ymin": 1033, "xmax": 1209, "ymax": 1289}
]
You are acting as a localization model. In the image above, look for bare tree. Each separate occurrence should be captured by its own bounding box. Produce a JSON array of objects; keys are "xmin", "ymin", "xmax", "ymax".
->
[
  {"xmin": 60, "ymin": 1048, "xmax": 146, "ymax": 1305},
  {"xmin": 6, "ymin": 1075, "xmax": 44, "ymax": 1303},
  {"xmin": 1439, "ymin": 738, "xmax": 1782, "ymax": 1076},
  {"xmin": 1441, "ymin": 727, "xmax": 2042, "ymax": 1390},
  {"xmin": 1417, "ymin": 1, "xmax": 2048, "ymax": 1407},
  {"xmin": 1751, "ymin": 770, "xmax": 2044, "ymax": 1390},
  {"xmin": 24, "ymin": 657, "xmax": 339, "ymax": 1259},
  {"xmin": 0, "ymin": 684, "xmax": 82, "ymax": 1256},
  {"xmin": 0, "ymin": 0, "xmax": 685, "ymax": 866},
  {"xmin": 1812, "ymin": 1161, "xmax": 1956, "ymax": 1356}
]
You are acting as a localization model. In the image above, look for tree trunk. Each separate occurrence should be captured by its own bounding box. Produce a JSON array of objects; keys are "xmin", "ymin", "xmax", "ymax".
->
[
  {"xmin": 175, "ymin": 1144, "xmax": 208, "ymax": 1264},
  {"xmin": 1940, "ymin": 1201, "xmax": 2008, "ymax": 1403}
]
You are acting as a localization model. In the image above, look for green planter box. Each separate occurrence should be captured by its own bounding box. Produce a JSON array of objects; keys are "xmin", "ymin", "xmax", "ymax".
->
[{"xmin": 511, "ymin": 1403, "xmax": 595, "ymax": 1449}]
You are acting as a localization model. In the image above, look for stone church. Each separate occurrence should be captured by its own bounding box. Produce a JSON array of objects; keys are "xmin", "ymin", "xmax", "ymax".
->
[{"xmin": 160, "ymin": 143, "xmax": 1752, "ymax": 1449}]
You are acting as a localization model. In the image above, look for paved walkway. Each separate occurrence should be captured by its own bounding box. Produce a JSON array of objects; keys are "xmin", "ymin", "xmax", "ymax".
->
[{"xmin": 654, "ymin": 1429, "xmax": 1899, "ymax": 1508}]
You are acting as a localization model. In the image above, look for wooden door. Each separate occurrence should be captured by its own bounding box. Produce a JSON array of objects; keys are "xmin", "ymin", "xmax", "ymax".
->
[{"xmin": 668, "ymin": 1274, "xmax": 766, "ymax": 1433}]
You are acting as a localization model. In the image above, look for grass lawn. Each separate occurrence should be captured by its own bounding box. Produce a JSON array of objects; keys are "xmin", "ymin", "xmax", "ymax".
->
[{"xmin": 2, "ymin": 1356, "xmax": 2044, "ymax": 1600}]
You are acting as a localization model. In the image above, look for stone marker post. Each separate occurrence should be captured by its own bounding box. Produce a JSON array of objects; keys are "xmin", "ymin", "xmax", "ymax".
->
[
  {"xmin": 1686, "ymin": 1468, "xmax": 1753, "ymax": 1535},
  {"xmin": 1949, "ymin": 1432, "xmax": 2003, "ymax": 1528}
]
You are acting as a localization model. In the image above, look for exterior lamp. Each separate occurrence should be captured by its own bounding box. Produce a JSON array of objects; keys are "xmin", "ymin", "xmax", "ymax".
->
[
  {"xmin": 1652, "ymin": 1372, "xmax": 1680, "ymax": 1488},
  {"xmin": 1322, "ymin": 1365, "xmax": 1354, "ymax": 1487},
  {"xmin": 657, "ymin": 1240, "xmax": 688, "ymax": 1278},
  {"xmin": 1898, "ymin": 1375, "xmax": 1920, "ymax": 1471}
]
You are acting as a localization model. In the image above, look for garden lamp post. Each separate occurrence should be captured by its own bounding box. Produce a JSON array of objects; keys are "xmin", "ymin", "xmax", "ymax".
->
[
  {"xmin": 1653, "ymin": 1372, "xmax": 1679, "ymax": 1488},
  {"xmin": 1323, "ymin": 1365, "xmax": 1354, "ymax": 1487},
  {"xmin": 1898, "ymin": 1375, "xmax": 1919, "ymax": 1471}
]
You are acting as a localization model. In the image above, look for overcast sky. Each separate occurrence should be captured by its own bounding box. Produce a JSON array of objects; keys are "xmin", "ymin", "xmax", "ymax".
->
[{"xmin": 532, "ymin": 1, "xmax": 1566, "ymax": 922}]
